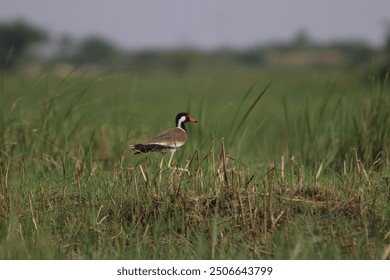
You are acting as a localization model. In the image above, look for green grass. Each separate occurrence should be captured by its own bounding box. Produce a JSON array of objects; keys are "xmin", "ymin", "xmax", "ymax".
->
[{"xmin": 0, "ymin": 66, "xmax": 389, "ymax": 259}]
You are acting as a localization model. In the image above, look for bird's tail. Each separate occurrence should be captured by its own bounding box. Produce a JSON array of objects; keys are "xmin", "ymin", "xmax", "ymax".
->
[{"xmin": 130, "ymin": 143, "xmax": 169, "ymax": 154}]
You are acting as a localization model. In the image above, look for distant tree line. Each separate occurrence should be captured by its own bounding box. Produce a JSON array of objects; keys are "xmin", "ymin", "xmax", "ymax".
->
[
  {"xmin": 0, "ymin": 20, "xmax": 47, "ymax": 70},
  {"xmin": 1, "ymin": 19, "xmax": 390, "ymax": 80}
]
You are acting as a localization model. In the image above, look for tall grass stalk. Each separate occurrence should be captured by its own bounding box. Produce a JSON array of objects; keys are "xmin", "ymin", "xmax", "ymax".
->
[
  {"xmin": 282, "ymin": 78, "xmax": 389, "ymax": 170},
  {"xmin": 228, "ymin": 81, "xmax": 271, "ymax": 149}
]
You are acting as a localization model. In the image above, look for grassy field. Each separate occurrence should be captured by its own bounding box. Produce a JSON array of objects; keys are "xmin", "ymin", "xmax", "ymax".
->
[{"xmin": 0, "ymin": 66, "xmax": 389, "ymax": 259}]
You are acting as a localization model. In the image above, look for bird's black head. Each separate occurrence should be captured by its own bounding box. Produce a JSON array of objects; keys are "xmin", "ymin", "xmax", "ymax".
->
[{"xmin": 175, "ymin": 112, "xmax": 198, "ymax": 130}]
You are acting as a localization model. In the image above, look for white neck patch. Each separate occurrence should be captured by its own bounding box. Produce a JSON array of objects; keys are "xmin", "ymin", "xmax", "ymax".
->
[{"xmin": 177, "ymin": 116, "xmax": 187, "ymax": 128}]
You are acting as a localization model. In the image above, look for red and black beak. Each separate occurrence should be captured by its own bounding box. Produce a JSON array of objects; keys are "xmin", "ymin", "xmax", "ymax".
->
[{"xmin": 187, "ymin": 115, "xmax": 198, "ymax": 123}]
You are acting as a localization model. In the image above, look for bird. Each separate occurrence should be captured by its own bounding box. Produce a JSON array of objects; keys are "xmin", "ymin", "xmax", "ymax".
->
[{"xmin": 131, "ymin": 112, "xmax": 198, "ymax": 167}]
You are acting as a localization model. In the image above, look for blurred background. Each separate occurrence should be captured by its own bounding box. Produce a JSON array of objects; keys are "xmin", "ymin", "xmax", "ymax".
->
[
  {"xmin": 1, "ymin": 0, "xmax": 390, "ymax": 75},
  {"xmin": 2, "ymin": 1, "xmax": 390, "ymax": 261},
  {"xmin": 0, "ymin": 0, "xmax": 389, "ymax": 165}
]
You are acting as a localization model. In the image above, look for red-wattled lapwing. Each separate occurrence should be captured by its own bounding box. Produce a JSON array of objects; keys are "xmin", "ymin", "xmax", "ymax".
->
[{"xmin": 131, "ymin": 112, "xmax": 198, "ymax": 168}]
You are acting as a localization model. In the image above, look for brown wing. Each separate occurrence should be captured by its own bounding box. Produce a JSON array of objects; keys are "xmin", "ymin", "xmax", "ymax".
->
[{"xmin": 148, "ymin": 127, "xmax": 187, "ymax": 148}]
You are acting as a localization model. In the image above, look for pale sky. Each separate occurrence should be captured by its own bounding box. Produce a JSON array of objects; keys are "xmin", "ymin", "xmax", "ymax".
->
[{"xmin": 1, "ymin": 0, "xmax": 390, "ymax": 50}]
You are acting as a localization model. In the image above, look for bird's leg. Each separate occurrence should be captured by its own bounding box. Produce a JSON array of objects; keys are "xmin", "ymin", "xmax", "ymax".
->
[
  {"xmin": 168, "ymin": 152, "xmax": 190, "ymax": 175},
  {"xmin": 167, "ymin": 152, "xmax": 174, "ymax": 168}
]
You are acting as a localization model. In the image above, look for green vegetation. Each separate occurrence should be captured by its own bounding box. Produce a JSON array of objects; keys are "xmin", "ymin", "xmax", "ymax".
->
[{"xmin": 0, "ymin": 66, "xmax": 389, "ymax": 259}]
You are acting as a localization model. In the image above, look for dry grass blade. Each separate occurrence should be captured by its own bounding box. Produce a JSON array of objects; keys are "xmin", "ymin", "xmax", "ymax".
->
[
  {"xmin": 381, "ymin": 244, "xmax": 390, "ymax": 260},
  {"xmin": 315, "ymin": 162, "xmax": 324, "ymax": 183},
  {"xmin": 219, "ymin": 138, "xmax": 229, "ymax": 186},
  {"xmin": 281, "ymin": 153, "xmax": 285, "ymax": 185}
]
